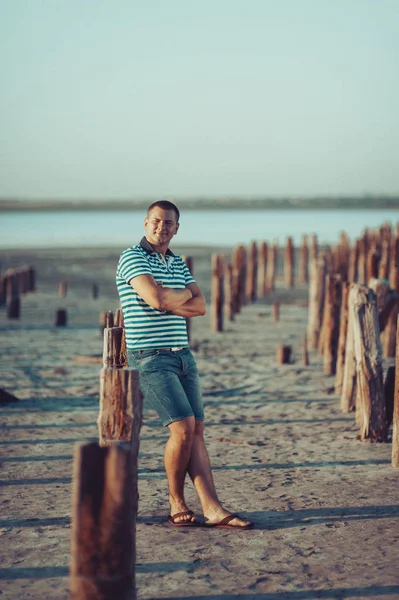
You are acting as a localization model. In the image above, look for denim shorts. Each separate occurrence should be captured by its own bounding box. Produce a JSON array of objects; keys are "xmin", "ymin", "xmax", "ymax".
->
[{"xmin": 127, "ymin": 347, "xmax": 205, "ymax": 427}]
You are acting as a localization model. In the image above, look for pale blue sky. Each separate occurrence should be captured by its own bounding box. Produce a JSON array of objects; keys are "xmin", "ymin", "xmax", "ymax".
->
[{"xmin": 1, "ymin": 0, "xmax": 398, "ymax": 199}]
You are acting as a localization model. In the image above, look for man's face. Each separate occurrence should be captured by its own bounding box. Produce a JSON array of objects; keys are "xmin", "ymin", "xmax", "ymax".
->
[{"xmin": 144, "ymin": 207, "xmax": 179, "ymax": 247}]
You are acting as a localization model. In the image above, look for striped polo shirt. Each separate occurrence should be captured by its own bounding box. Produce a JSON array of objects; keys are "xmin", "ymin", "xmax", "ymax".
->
[{"xmin": 116, "ymin": 237, "xmax": 195, "ymax": 350}]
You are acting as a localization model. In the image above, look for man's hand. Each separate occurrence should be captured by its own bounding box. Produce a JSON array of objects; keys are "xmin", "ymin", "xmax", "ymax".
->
[
  {"xmin": 169, "ymin": 282, "xmax": 206, "ymax": 317},
  {"xmin": 130, "ymin": 274, "xmax": 192, "ymax": 311}
]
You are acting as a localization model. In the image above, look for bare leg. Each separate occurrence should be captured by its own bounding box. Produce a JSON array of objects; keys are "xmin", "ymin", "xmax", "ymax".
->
[
  {"xmin": 165, "ymin": 416, "xmax": 196, "ymax": 523},
  {"xmin": 187, "ymin": 421, "xmax": 252, "ymax": 527}
]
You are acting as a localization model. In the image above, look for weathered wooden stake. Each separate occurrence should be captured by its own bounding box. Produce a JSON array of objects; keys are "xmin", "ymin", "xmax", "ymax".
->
[
  {"xmin": 246, "ymin": 242, "xmax": 258, "ymax": 302},
  {"xmin": 224, "ymin": 262, "xmax": 234, "ymax": 322},
  {"xmin": 322, "ymin": 275, "xmax": 342, "ymax": 375},
  {"xmin": 299, "ymin": 235, "xmax": 309, "ymax": 284},
  {"xmin": 384, "ymin": 366, "xmax": 395, "ymax": 430},
  {"xmin": 70, "ymin": 442, "xmax": 138, "ymax": 600},
  {"xmin": 303, "ymin": 332, "xmax": 309, "ymax": 366},
  {"xmin": 273, "ymin": 301, "xmax": 280, "ymax": 322},
  {"xmin": 98, "ymin": 368, "xmax": 141, "ymax": 446},
  {"xmin": 257, "ymin": 242, "xmax": 268, "ymax": 298},
  {"xmin": 276, "ymin": 345, "xmax": 292, "ymax": 364},
  {"xmin": 393, "ymin": 315, "xmax": 399, "ymax": 466},
  {"xmin": 335, "ymin": 282, "xmax": 350, "ymax": 394},
  {"xmin": 55, "ymin": 308, "xmax": 68, "ymax": 327},
  {"xmin": 266, "ymin": 243, "xmax": 278, "ymax": 292},
  {"xmin": 284, "ymin": 237, "xmax": 294, "ymax": 288},
  {"xmin": 7, "ymin": 296, "xmax": 20, "ymax": 319},
  {"xmin": 352, "ymin": 285, "xmax": 387, "ymax": 442},
  {"xmin": 59, "ymin": 280, "xmax": 68, "ymax": 297},
  {"xmin": 341, "ymin": 284, "xmax": 358, "ymax": 413},
  {"xmin": 114, "ymin": 308, "xmax": 124, "ymax": 328},
  {"xmin": 307, "ymin": 254, "xmax": 326, "ymax": 349},
  {"xmin": 102, "ymin": 327, "xmax": 127, "ymax": 369},
  {"xmin": 211, "ymin": 254, "xmax": 224, "ymax": 332}
]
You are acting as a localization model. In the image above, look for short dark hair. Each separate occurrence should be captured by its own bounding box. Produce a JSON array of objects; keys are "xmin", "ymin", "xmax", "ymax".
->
[{"xmin": 147, "ymin": 200, "xmax": 180, "ymax": 222}]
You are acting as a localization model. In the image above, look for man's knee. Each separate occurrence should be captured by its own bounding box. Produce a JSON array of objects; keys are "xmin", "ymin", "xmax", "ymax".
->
[
  {"xmin": 168, "ymin": 416, "xmax": 195, "ymax": 445},
  {"xmin": 194, "ymin": 419, "xmax": 204, "ymax": 437}
]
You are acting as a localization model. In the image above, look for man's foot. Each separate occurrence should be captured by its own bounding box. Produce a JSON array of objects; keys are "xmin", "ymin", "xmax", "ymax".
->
[
  {"xmin": 169, "ymin": 499, "xmax": 197, "ymax": 524},
  {"xmin": 203, "ymin": 510, "xmax": 253, "ymax": 529},
  {"xmin": 168, "ymin": 510, "xmax": 199, "ymax": 527}
]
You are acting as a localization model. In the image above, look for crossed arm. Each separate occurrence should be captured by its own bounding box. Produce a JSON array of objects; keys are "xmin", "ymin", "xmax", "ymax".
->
[{"xmin": 129, "ymin": 275, "xmax": 206, "ymax": 317}]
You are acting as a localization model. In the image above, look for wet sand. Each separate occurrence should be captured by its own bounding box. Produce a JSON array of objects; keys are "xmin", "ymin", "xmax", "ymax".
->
[{"xmin": 0, "ymin": 246, "xmax": 398, "ymax": 600}]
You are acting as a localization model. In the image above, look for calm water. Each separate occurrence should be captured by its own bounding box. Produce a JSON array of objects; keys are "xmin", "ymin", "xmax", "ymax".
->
[{"xmin": 0, "ymin": 209, "xmax": 397, "ymax": 249}]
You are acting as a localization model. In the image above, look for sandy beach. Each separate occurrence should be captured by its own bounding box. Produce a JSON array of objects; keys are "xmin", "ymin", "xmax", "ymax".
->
[{"xmin": 1, "ymin": 245, "xmax": 399, "ymax": 600}]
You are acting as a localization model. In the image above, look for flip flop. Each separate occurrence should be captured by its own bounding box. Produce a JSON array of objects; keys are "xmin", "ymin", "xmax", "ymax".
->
[
  {"xmin": 204, "ymin": 514, "xmax": 254, "ymax": 529},
  {"xmin": 167, "ymin": 510, "xmax": 199, "ymax": 527}
]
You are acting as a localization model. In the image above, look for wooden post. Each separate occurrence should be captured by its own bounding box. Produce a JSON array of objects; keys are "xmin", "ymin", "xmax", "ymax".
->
[
  {"xmin": 232, "ymin": 246, "xmax": 241, "ymax": 314},
  {"xmin": 257, "ymin": 242, "xmax": 268, "ymax": 298},
  {"xmin": 224, "ymin": 262, "xmax": 234, "ymax": 322},
  {"xmin": 378, "ymin": 239, "xmax": 390, "ymax": 280},
  {"xmin": 246, "ymin": 242, "xmax": 258, "ymax": 302},
  {"xmin": 27, "ymin": 266, "xmax": 36, "ymax": 292},
  {"xmin": 299, "ymin": 235, "xmax": 309, "ymax": 284},
  {"xmin": 70, "ymin": 442, "xmax": 138, "ymax": 600},
  {"xmin": 385, "ymin": 365, "xmax": 395, "ymax": 430},
  {"xmin": 341, "ymin": 284, "xmax": 358, "ymax": 413},
  {"xmin": 352, "ymin": 285, "xmax": 387, "ymax": 442},
  {"xmin": 272, "ymin": 301, "xmax": 280, "ymax": 322},
  {"xmin": 55, "ymin": 308, "xmax": 68, "ymax": 327},
  {"xmin": 307, "ymin": 254, "xmax": 326, "ymax": 349},
  {"xmin": 266, "ymin": 243, "xmax": 278, "ymax": 292},
  {"xmin": 238, "ymin": 246, "xmax": 247, "ymax": 309},
  {"xmin": 0, "ymin": 275, "xmax": 6, "ymax": 306},
  {"xmin": 284, "ymin": 237, "xmax": 294, "ymax": 288},
  {"xmin": 59, "ymin": 280, "xmax": 68, "ymax": 298},
  {"xmin": 393, "ymin": 315, "xmax": 399, "ymax": 466},
  {"xmin": 335, "ymin": 282, "xmax": 350, "ymax": 394},
  {"xmin": 323, "ymin": 275, "xmax": 342, "ymax": 376},
  {"xmin": 7, "ymin": 297, "xmax": 20, "ymax": 319},
  {"xmin": 102, "ymin": 327, "xmax": 127, "ymax": 369},
  {"xmin": 367, "ymin": 247, "xmax": 379, "ymax": 281},
  {"xmin": 348, "ymin": 240, "xmax": 359, "ymax": 283},
  {"xmin": 92, "ymin": 284, "xmax": 99, "ymax": 299},
  {"xmin": 98, "ymin": 368, "xmax": 141, "ymax": 446},
  {"xmin": 303, "ymin": 332, "xmax": 309, "ymax": 366},
  {"xmin": 310, "ymin": 235, "xmax": 318, "ymax": 262},
  {"xmin": 211, "ymin": 254, "xmax": 224, "ymax": 332},
  {"xmin": 106, "ymin": 311, "xmax": 114, "ymax": 328},
  {"xmin": 357, "ymin": 236, "xmax": 367, "ymax": 284},
  {"xmin": 182, "ymin": 256, "xmax": 193, "ymax": 341},
  {"xmin": 114, "ymin": 308, "xmax": 124, "ymax": 328},
  {"xmin": 276, "ymin": 345, "xmax": 292, "ymax": 364}
]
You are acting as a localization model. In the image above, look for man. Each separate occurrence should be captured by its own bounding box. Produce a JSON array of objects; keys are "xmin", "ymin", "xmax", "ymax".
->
[{"xmin": 116, "ymin": 200, "xmax": 253, "ymax": 529}]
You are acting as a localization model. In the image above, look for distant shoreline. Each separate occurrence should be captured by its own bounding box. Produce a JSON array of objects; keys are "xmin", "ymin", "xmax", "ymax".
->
[{"xmin": 1, "ymin": 197, "xmax": 398, "ymax": 212}]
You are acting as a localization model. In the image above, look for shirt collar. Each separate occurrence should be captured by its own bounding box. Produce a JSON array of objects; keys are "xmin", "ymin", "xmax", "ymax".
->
[{"xmin": 139, "ymin": 236, "xmax": 175, "ymax": 257}]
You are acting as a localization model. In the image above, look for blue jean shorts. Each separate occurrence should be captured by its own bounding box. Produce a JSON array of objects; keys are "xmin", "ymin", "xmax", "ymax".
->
[{"xmin": 127, "ymin": 347, "xmax": 205, "ymax": 427}]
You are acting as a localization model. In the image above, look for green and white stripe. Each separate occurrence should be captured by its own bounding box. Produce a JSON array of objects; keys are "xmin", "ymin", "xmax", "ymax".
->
[{"xmin": 116, "ymin": 240, "xmax": 195, "ymax": 350}]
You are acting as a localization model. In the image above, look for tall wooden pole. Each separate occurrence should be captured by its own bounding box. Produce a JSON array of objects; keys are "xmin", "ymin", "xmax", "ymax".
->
[
  {"xmin": 246, "ymin": 242, "xmax": 258, "ymax": 302},
  {"xmin": 307, "ymin": 254, "xmax": 326, "ymax": 350},
  {"xmin": 392, "ymin": 314, "xmax": 399, "ymax": 466},
  {"xmin": 224, "ymin": 262, "xmax": 234, "ymax": 322},
  {"xmin": 299, "ymin": 235, "xmax": 309, "ymax": 284},
  {"xmin": 352, "ymin": 285, "xmax": 387, "ymax": 442},
  {"xmin": 323, "ymin": 275, "xmax": 342, "ymax": 376},
  {"xmin": 257, "ymin": 242, "xmax": 268, "ymax": 298},
  {"xmin": 284, "ymin": 237, "xmax": 294, "ymax": 288},
  {"xmin": 70, "ymin": 442, "xmax": 138, "ymax": 600},
  {"xmin": 211, "ymin": 254, "xmax": 224, "ymax": 332},
  {"xmin": 335, "ymin": 282, "xmax": 350, "ymax": 394}
]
